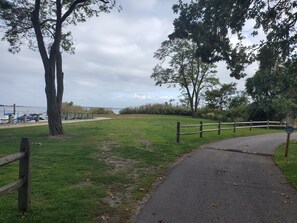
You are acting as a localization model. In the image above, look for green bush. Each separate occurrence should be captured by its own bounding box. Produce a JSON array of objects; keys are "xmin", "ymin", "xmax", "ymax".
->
[
  {"xmin": 61, "ymin": 102, "xmax": 86, "ymax": 113},
  {"xmin": 88, "ymin": 107, "xmax": 114, "ymax": 114},
  {"xmin": 199, "ymin": 105, "xmax": 249, "ymax": 122},
  {"xmin": 120, "ymin": 103, "xmax": 192, "ymax": 116}
]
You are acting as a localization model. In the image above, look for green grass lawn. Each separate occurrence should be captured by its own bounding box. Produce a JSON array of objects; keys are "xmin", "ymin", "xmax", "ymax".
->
[
  {"xmin": 275, "ymin": 140, "xmax": 297, "ymax": 190},
  {"xmin": 0, "ymin": 114, "xmax": 281, "ymax": 223}
]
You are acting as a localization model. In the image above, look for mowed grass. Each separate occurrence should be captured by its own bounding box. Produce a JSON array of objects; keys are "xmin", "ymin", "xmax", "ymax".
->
[
  {"xmin": 275, "ymin": 140, "xmax": 297, "ymax": 190},
  {"xmin": 0, "ymin": 114, "xmax": 281, "ymax": 223}
]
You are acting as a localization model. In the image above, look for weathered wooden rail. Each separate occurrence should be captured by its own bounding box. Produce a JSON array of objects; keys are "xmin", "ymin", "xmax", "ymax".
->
[
  {"xmin": 0, "ymin": 138, "xmax": 31, "ymax": 214},
  {"xmin": 62, "ymin": 112, "xmax": 94, "ymax": 120},
  {"xmin": 176, "ymin": 120, "xmax": 287, "ymax": 143}
]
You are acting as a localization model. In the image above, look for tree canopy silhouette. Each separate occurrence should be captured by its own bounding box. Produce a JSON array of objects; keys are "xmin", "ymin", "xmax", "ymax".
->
[
  {"xmin": 171, "ymin": 0, "xmax": 297, "ymax": 79},
  {"xmin": 0, "ymin": 0, "xmax": 119, "ymax": 135}
]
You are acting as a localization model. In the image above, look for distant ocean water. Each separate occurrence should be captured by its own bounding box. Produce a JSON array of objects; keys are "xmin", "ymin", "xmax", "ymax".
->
[
  {"xmin": 0, "ymin": 105, "xmax": 46, "ymax": 119},
  {"xmin": 0, "ymin": 105, "xmax": 121, "ymax": 119}
]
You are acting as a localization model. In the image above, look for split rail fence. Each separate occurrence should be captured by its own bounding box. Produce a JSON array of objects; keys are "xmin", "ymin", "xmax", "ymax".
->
[
  {"xmin": 176, "ymin": 120, "xmax": 287, "ymax": 143},
  {"xmin": 0, "ymin": 138, "xmax": 31, "ymax": 213}
]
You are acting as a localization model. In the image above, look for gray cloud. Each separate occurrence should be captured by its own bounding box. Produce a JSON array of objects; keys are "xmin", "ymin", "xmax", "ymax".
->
[{"xmin": 0, "ymin": 1, "xmax": 257, "ymax": 108}]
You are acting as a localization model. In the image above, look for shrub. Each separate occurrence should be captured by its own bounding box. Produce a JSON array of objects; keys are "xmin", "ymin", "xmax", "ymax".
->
[
  {"xmin": 61, "ymin": 102, "xmax": 86, "ymax": 113},
  {"xmin": 89, "ymin": 107, "xmax": 114, "ymax": 114},
  {"xmin": 120, "ymin": 103, "xmax": 192, "ymax": 116}
]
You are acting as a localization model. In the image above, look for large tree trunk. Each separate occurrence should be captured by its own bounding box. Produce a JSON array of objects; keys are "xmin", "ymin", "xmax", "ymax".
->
[
  {"xmin": 31, "ymin": 0, "xmax": 64, "ymax": 135},
  {"xmin": 46, "ymin": 92, "xmax": 64, "ymax": 135},
  {"xmin": 45, "ymin": 65, "xmax": 64, "ymax": 135},
  {"xmin": 44, "ymin": 47, "xmax": 64, "ymax": 136}
]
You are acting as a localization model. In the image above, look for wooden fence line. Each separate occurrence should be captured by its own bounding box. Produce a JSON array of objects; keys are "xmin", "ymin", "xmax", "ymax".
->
[
  {"xmin": 62, "ymin": 112, "xmax": 94, "ymax": 120},
  {"xmin": 5, "ymin": 113, "xmax": 94, "ymax": 124},
  {"xmin": 0, "ymin": 138, "xmax": 31, "ymax": 214},
  {"xmin": 176, "ymin": 120, "xmax": 287, "ymax": 143}
]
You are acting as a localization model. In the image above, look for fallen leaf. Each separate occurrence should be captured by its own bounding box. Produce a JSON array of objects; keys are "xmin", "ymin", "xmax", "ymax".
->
[
  {"xmin": 21, "ymin": 212, "xmax": 27, "ymax": 219},
  {"xmin": 107, "ymin": 191, "xmax": 115, "ymax": 199},
  {"xmin": 211, "ymin": 202, "xmax": 218, "ymax": 207},
  {"xmin": 101, "ymin": 214, "xmax": 110, "ymax": 221},
  {"xmin": 280, "ymin": 193, "xmax": 289, "ymax": 199}
]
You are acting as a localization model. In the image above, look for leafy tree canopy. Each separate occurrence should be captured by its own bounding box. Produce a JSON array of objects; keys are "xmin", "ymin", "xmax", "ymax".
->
[
  {"xmin": 170, "ymin": 0, "xmax": 297, "ymax": 79},
  {"xmin": 205, "ymin": 82, "xmax": 237, "ymax": 110},
  {"xmin": 152, "ymin": 38, "xmax": 217, "ymax": 117},
  {"xmin": 0, "ymin": 0, "xmax": 118, "ymax": 53},
  {"xmin": 246, "ymin": 56, "xmax": 297, "ymax": 120},
  {"xmin": 0, "ymin": 0, "xmax": 119, "ymax": 135}
]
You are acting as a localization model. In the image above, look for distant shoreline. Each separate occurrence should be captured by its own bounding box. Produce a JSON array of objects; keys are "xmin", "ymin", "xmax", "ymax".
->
[
  {"xmin": 0, "ymin": 117, "xmax": 112, "ymax": 129},
  {"xmin": 0, "ymin": 105, "xmax": 121, "ymax": 118}
]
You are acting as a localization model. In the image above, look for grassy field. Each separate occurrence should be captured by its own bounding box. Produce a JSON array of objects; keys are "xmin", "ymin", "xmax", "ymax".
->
[
  {"xmin": 275, "ymin": 140, "xmax": 297, "ymax": 190},
  {"xmin": 0, "ymin": 114, "xmax": 281, "ymax": 223}
]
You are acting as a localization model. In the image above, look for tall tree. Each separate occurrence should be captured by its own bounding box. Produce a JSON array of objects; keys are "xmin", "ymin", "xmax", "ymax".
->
[
  {"xmin": 170, "ymin": 0, "xmax": 297, "ymax": 78},
  {"xmin": 151, "ymin": 38, "xmax": 217, "ymax": 117},
  {"xmin": 205, "ymin": 82, "xmax": 237, "ymax": 111},
  {"xmin": 246, "ymin": 58, "xmax": 297, "ymax": 120},
  {"xmin": 0, "ymin": 0, "xmax": 119, "ymax": 135}
]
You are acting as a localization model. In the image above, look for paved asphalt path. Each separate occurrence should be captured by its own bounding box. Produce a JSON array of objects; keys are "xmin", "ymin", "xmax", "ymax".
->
[{"xmin": 134, "ymin": 133, "xmax": 297, "ymax": 223}]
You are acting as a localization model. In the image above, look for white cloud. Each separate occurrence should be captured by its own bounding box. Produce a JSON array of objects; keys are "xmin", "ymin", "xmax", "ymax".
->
[
  {"xmin": 125, "ymin": 0, "xmax": 158, "ymax": 11},
  {"xmin": 0, "ymin": 1, "xmax": 252, "ymax": 108}
]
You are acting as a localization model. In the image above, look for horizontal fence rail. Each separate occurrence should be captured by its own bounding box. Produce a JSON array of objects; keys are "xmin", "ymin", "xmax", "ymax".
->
[
  {"xmin": 0, "ymin": 138, "xmax": 31, "ymax": 214},
  {"xmin": 176, "ymin": 120, "xmax": 287, "ymax": 143},
  {"xmin": 62, "ymin": 112, "xmax": 94, "ymax": 120},
  {"xmin": 3, "ymin": 113, "xmax": 94, "ymax": 124}
]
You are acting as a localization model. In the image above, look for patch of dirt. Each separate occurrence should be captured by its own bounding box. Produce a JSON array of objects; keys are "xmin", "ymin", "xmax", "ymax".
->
[
  {"xmin": 99, "ymin": 140, "xmax": 119, "ymax": 151},
  {"xmin": 48, "ymin": 134, "xmax": 72, "ymax": 140},
  {"xmin": 95, "ymin": 214, "xmax": 124, "ymax": 223},
  {"xmin": 106, "ymin": 156, "xmax": 138, "ymax": 173},
  {"xmin": 128, "ymin": 166, "xmax": 161, "ymax": 179},
  {"xmin": 102, "ymin": 191, "xmax": 121, "ymax": 208},
  {"xmin": 71, "ymin": 178, "xmax": 92, "ymax": 188},
  {"xmin": 139, "ymin": 140, "xmax": 152, "ymax": 149}
]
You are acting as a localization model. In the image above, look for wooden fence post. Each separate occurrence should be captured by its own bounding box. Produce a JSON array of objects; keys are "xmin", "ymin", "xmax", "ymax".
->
[
  {"xmin": 9, "ymin": 114, "xmax": 13, "ymax": 124},
  {"xmin": 233, "ymin": 121, "xmax": 236, "ymax": 133},
  {"xmin": 285, "ymin": 133, "xmax": 291, "ymax": 157},
  {"xmin": 218, "ymin": 121, "xmax": 221, "ymax": 135},
  {"xmin": 250, "ymin": 120, "xmax": 252, "ymax": 131},
  {"xmin": 176, "ymin": 122, "xmax": 180, "ymax": 143},
  {"xmin": 18, "ymin": 138, "xmax": 31, "ymax": 214},
  {"xmin": 200, "ymin": 121, "xmax": 203, "ymax": 138},
  {"xmin": 267, "ymin": 120, "xmax": 270, "ymax": 130},
  {"xmin": 13, "ymin": 103, "xmax": 16, "ymax": 115}
]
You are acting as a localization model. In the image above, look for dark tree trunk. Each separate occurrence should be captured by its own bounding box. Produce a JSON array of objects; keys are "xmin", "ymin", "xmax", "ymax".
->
[
  {"xmin": 192, "ymin": 111, "xmax": 198, "ymax": 118},
  {"xmin": 46, "ymin": 91, "xmax": 64, "ymax": 135},
  {"xmin": 31, "ymin": 0, "xmax": 64, "ymax": 135},
  {"xmin": 44, "ymin": 64, "xmax": 64, "ymax": 136}
]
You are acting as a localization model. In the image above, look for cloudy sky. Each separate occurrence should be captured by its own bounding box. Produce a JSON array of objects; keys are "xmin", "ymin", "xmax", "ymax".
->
[{"xmin": 0, "ymin": 0, "xmax": 257, "ymax": 109}]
